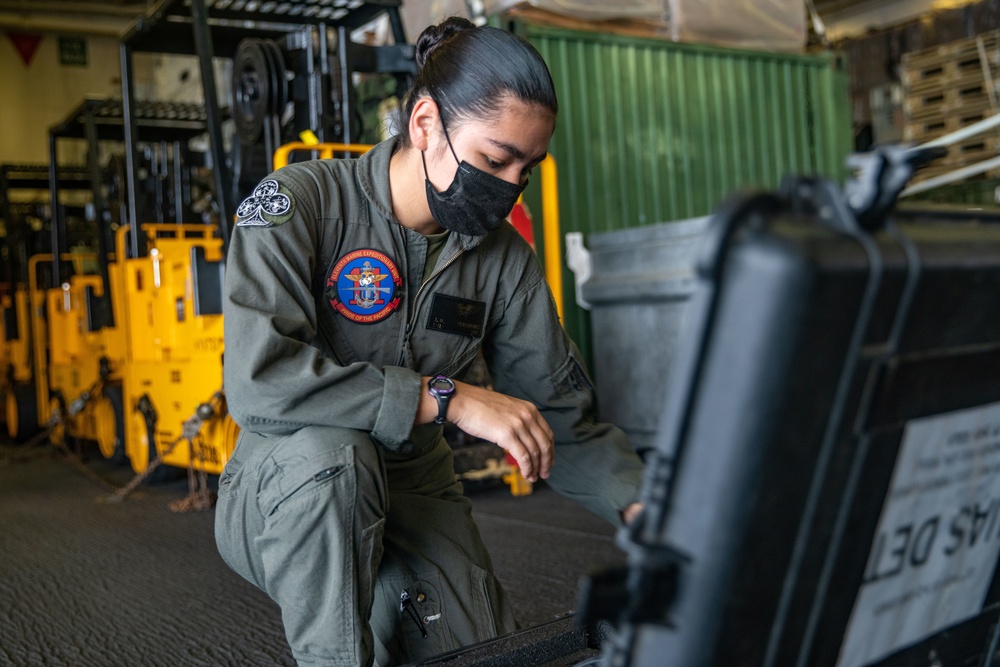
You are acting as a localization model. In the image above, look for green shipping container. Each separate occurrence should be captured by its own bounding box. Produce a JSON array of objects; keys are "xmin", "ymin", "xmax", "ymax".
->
[{"xmin": 512, "ymin": 22, "xmax": 853, "ymax": 363}]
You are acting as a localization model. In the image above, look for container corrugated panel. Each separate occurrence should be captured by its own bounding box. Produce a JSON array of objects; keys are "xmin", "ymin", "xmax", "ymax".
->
[{"xmin": 515, "ymin": 23, "xmax": 853, "ymax": 362}]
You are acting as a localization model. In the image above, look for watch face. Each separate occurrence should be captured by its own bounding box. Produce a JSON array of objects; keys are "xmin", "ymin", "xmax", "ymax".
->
[{"xmin": 429, "ymin": 376, "xmax": 455, "ymax": 396}]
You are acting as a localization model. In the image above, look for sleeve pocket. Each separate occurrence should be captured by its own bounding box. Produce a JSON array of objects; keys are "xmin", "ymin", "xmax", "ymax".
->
[{"xmin": 552, "ymin": 354, "xmax": 596, "ymax": 401}]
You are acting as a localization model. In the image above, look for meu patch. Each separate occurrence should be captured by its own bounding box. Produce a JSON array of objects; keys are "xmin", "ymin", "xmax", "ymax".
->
[
  {"xmin": 326, "ymin": 249, "xmax": 403, "ymax": 324},
  {"xmin": 427, "ymin": 294, "xmax": 486, "ymax": 338}
]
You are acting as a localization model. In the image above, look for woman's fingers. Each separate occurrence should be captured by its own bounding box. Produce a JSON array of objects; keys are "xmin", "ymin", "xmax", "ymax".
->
[{"xmin": 450, "ymin": 381, "xmax": 554, "ymax": 481}]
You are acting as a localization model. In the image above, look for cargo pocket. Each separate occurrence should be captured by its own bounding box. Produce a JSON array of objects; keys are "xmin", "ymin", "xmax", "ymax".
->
[{"xmin": 258, "ymin": 447, "xmax": 351, "ymax": 519}]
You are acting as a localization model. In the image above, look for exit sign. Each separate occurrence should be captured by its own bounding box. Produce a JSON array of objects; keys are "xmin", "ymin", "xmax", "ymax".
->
[{"xmin": 58, "ymin": 37, "xmax": 87, "ymax": 66}]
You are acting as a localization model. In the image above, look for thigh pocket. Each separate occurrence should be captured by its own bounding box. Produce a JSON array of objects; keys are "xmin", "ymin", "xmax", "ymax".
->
[
  {"xmin": 376, "ymin": 570, "xmax": 452, "ymax": 662},
  {"xmin": 359, "ymin": 518, "xmax": 386, "ymax": 616},
  {"xmin": 257, "ymin": 444, "xmax": 352, "ymax": 518},
  {"xmin": 468, "ymin": 564, "xmax": 517, "ymax": 642}
]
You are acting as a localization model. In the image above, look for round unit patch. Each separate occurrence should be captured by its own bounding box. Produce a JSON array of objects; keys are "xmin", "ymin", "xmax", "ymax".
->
[{"xmin": 326, "ymin": 249, "xmax": 402, "ymax": 324}]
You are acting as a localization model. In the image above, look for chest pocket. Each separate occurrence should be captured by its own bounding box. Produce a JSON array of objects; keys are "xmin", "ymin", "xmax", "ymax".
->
[
  {"xmin": 426, "ymin": 293, "xmax": 486, "ymax": 338},
  {"xmin": 413, "ymin": 291, "xmax": 504, "ymax": 379}
]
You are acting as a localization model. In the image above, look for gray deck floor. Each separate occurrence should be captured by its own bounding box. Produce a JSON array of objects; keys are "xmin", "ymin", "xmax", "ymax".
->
[{"xmin": 0, "ymin": 440, "xmax": 625, "ymax": 666}]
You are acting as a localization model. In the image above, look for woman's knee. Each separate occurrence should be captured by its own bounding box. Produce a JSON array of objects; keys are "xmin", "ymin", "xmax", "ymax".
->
[
  {"xmin": 215, "ymin": 426, "xmax": 387, "ymax": 584},
  {"xmin": 255, "ymin": 425, "xmax": 386, "ymax": 520}
]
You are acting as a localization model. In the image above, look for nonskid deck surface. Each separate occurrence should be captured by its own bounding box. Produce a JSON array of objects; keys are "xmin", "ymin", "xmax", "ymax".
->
[{"xmin": 0, "ymin": 439, "xmax": 623, "ymax": 666}]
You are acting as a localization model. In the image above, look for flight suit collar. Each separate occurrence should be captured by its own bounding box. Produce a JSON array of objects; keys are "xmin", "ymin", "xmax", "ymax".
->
[{"xmin": 356, "ymin": 137, "xmax": 486, "ymax": 252}]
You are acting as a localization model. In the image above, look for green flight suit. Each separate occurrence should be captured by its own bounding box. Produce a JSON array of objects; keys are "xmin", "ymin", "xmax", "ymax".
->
[{"xmin": 214, "ymin": 138, "xmax": 645, "ymax": 666}]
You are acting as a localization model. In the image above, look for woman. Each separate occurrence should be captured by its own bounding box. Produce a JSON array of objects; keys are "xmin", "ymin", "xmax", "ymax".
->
[{"xmin": 215, "ymin": 17, "xmax": 644, "ymax": 667}]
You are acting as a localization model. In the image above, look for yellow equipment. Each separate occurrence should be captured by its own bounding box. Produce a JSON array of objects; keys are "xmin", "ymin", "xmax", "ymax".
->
[
  {"xmin": 2, "ymin": 285, "xmax": 36, "ymax": 438},
  {"xmin": 115, "ymin": 224, "xmax": 239, "ymax": 477},
  {"xmin": 2, "ymin": 164, "xmax": 93, "ymax": 441},
  {"xmin": 0, "ymin": 287, "xmax": 11, "ymax": 406},
  {"xmin": 26, "ymin": 253, "xmax": 125, "ymax": 451},
  {"xmin": 11, "ymin": 254, "xmax": 117, "ymax": 448},
  {"xmin": 5, "ymin": 282, "xmax": 43, "ymax": 441},
  {"xmin": 9, "ymin": 219, "xmax": 239, "ymax": 481}
]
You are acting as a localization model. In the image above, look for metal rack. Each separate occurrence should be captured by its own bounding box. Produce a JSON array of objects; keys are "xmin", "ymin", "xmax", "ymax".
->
[
  {"xmin": 118, "ymin": 0, "xmax": 414, "ymax": 253},
  {"xmin": 1, "ymin": 164, "xmax": 90, "ymax": 282},
  {"xmin": 0, "ymin": 163, "xmax": 91, "ymax": 337},
  {"xmin": 49, "ymin": 96, "xmax": 216, "ymax": 323}
]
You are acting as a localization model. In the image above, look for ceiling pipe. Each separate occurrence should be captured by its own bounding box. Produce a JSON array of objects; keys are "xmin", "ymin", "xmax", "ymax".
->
[
  {"xmin": 0, "ymin": 1, "xmax": 146, "ymax": 17},
  {"xmin": 819, "ymin": 0, "xmax": 980, "ymax": 41},
  {"xmin": 0, "ymin": 11, "xmax": 132, "ymax": 37}
]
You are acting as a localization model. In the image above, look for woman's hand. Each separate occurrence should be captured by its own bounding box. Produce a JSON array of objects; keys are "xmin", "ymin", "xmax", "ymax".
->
[
  {"xmin": 621, "ymin": 502, "xmax": 643, "ymax": 525},
  {"xmin": 417, "ymin": 377, "xmax": 554, "ymax": 482}
]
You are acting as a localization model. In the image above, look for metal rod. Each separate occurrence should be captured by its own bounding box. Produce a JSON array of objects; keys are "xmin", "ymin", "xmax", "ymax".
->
[
  {"xmin": 0, "ymin": 167, "xmax": 16, "ymax": 287},
  {"xmin": 900, "ymin": 155, "xmax": 1000, "ymax": 197},
  {"xmin": 264, "ymin": 117, "xmax": 276, "ymax": 174},
  {"xmin": 338, "ymin": 25, "xmax": 352, "ymax": 144},
  {"xmin": 84, "ymin": 103, "xmax": 115, "ymax": 328},
  {"xmin": 919, "ymin": 112, "xmax": 1000, "ymax": 149},
  {"xmin": 190, "ymin": 0, "xmax": 233, "ymax": 251},
  {"xmin": 318, "ymin": 22, "xmax": 330, "ymax": 143},
  {"xmin": 48, "ymin": 132, "xmax": 64, "ymax": 287},
  {"xmin": 387, "ymin": 7, "xmax": 407, "ymax": 44},
  {"xmin": 120, "ymin": 42, "xmax": 142, "ymax": 258},
  {"xmin": 0, "ymin": 11, "xmax": 127, "ymax": 37},
  {"xmin": 155, "ymin": 142, "xmax": 165, "ymax": 224},
  {"xmin": 173, "ymin": 140, "xmax": 183, "ymax": 224},
  {"xmin": 308, "ymin": 25, "xmax": 324, "ymax": 142},
  {"xmin": 899, "ymin": 111, "xmax": 1000, "ymax": 198}
]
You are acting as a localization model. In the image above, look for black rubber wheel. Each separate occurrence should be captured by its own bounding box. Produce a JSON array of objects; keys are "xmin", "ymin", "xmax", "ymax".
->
[
  {"xmin": 6, "ymin": 382, "xmax": 38, "ymax": 442},
  {"xmin": 95, "ymin": 385, "xmax": 127, "ymax": 465},
  {"xmin": 130, "ymin": 405, "xmax": 182, "ymax": 486}
]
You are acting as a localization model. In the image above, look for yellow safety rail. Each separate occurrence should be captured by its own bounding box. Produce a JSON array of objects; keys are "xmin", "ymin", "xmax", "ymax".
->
[
  {"xmin": 273, "ymin": 142, "xmax": 375, "ymax": 168},
  {"xmin": 537, "ymin": 155, "xmax": 562, "ymax": 320},
  {"xmin": 272, "ymin": 143, "xmax": 564, "ymax": 319}
]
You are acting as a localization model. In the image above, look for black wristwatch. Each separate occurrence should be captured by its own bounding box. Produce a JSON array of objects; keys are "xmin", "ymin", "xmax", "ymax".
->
[{"xmin": 428, "ymin": 375, "xmax": 456, "ymax": 425}]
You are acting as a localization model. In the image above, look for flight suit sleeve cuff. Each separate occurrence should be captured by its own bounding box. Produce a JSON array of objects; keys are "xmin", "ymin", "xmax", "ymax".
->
[{"xmin": 371, "ymin": 365, "xmax": 422, "ymax": 450}]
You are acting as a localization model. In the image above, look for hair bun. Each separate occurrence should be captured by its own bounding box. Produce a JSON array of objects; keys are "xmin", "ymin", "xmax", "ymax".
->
[{"xmin": 414, "ymin": 16, "xmax": 475, "ymax": 71}]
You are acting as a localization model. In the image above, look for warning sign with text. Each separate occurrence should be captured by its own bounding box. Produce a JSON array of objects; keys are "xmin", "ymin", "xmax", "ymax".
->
[{"xmin": 837, "ymin": 401, "xmax": 1000, "ymax": 667}]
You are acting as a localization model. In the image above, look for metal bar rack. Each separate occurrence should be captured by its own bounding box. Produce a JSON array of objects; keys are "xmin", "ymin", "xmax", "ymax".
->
[
  {"xmin": 48, "ymin": 97, "xmax": 216, "ymax": 323},
  {"xmin": 118, "ymin": 0, "xmax": 414, "ymax": 255},
  {"xmin": 0, "ymin": 163, "xmax": 91, "ymax": 335}
]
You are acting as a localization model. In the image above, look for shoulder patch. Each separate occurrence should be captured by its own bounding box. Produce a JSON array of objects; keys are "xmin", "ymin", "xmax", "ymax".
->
[
  {"xmin": 236, "ymin": 179, "xmax": 294, "ymax": 227},
  {"xmin": 325, "ymin": 249, "xmax": 403, "ymax": 324}
]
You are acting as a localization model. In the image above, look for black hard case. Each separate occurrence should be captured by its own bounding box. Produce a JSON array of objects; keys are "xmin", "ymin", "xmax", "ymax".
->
[{"xmin": 628, "ymin": 193, "xmax": 1000, "ymax": 667}]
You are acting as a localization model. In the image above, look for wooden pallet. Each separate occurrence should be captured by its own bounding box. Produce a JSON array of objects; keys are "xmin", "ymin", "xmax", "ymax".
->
[
  {"xmin": 905, "ymin": 65, "xmax": 997, "ymax": 99},
  {"xmin": 902, "ymin": 32, "xmax": 1000, "ymax": 175},
  {"xmin": 911, "ymin": 135, "xmax": 1000, "ymax": 181},
  {"xmin": 902, "ymin": 32, "xmax": 1000, "ymax": 77},
  {"xmin": 904, "ymin": 100, "xmax": 995, "ymax": 142},
  {"xmin": 911, "ymin": 159, "xmax": 1000, "ymax": 184},
  {"xmin": 904, "ymin": 80, "xmax": 995, "ymax": 119},
  {"xmin": 942, "ymin": 135, "xmax": 1000, "ymax": 166}
]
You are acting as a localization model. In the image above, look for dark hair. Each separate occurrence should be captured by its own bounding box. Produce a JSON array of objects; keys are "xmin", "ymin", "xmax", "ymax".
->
[{"xmin": 399, "ymin": 17, "xmax": 558, "ymax": 145}]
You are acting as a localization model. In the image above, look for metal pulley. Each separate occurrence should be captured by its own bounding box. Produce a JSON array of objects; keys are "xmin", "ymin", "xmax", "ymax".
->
[{"xmin": 231, "ymin": 38, "xmax": 288, "ymax": 145}]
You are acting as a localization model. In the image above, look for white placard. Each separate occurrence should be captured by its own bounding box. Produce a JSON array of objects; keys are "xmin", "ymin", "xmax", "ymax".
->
[{"xmin": 837, "ymin": 401, "xmax": 1000, "ymax": 667}]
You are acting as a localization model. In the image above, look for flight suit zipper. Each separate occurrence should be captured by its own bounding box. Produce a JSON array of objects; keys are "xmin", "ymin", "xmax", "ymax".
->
[
  {"xmin": 398, "ymin": 249, "xmax": 464, "ymax": 371},
  {"xmin": 395, "ymin": 225, "xmax": 464, "ymax": 368},
  {"xmin": 406, "ymin": 249, "xmax": 463, "ymax": 334}
]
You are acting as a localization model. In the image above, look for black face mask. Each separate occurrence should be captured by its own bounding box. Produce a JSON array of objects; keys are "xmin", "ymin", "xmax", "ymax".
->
[{"xmin": 422, "ymin": 119, "xmax": 526, "ymax": 236}]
